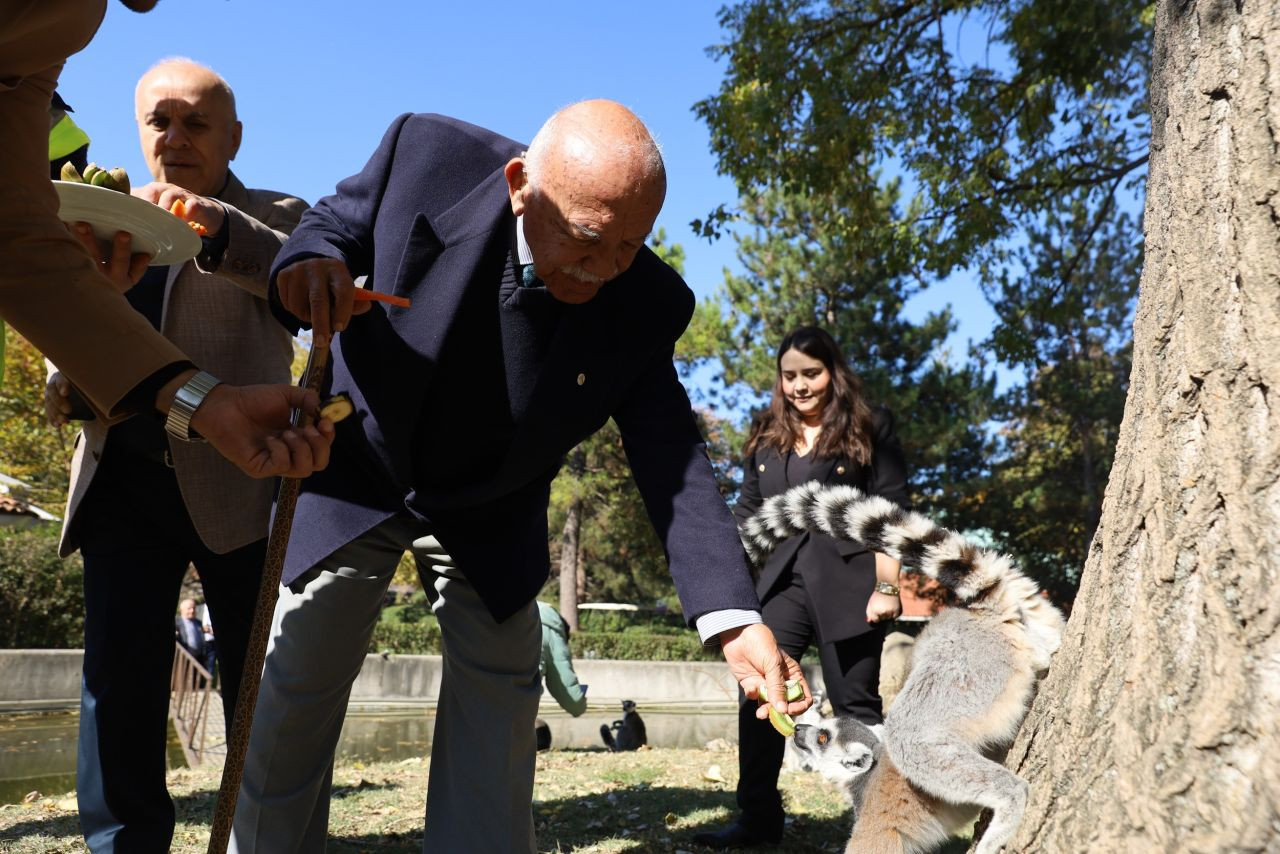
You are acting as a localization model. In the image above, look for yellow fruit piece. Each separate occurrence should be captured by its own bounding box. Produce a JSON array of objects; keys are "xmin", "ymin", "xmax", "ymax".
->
[
  {"xmin": 319, "ymin": 393, "xmax": 354, "ymax": 423},
  {"xmin": 785, "ymin": 679, "xmax": 804, "ymax": 702},
  {"xmin": 767, "ymin": 706, "xmax": 797, "ymax": 737},
  {"xmin": 59, "ymin": 161, "xmax": 83, "ymax": 183}
]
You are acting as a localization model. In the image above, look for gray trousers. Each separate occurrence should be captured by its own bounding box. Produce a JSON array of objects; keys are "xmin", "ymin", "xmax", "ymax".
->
[{"xmin": 228, "ymin": 514, "xmax": 542, "ymax": 853}]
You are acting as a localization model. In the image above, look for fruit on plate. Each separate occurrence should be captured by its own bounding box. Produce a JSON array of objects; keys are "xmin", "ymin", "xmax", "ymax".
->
[{"xmin": 61, "ymin": 162, "xmax": 130, "ymax": 194}]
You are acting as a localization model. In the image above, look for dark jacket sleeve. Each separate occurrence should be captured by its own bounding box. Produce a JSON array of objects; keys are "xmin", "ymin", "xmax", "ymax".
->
[
  {"xmin": 267, "ymin": 113, "xmax": 414, "ymax": 333},
  {"xmin": 612, "ymin": 288, "xmax": 760, "ymax": 625},
  {"xmin": 868, "ymin": 405, "xmax": 910, "ymax": 508}
]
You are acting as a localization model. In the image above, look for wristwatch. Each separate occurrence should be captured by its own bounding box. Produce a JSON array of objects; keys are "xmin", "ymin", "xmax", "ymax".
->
[
  {"xmin": 874, "ymin": 581, "xmax": 901, "ymax": 596},
  {"xmin": 164, "ymin": 371, "xmax": 221, "ymax": 442}
]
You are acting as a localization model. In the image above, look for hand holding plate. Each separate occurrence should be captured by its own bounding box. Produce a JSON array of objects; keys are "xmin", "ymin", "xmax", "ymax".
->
[{"xmin": 66, "ymin": 221, "xmax": 152, "ymax": 292}]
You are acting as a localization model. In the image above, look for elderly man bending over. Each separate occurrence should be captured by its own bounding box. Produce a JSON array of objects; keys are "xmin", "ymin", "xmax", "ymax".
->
[{"xmin": 228, "ymin": 100, "xmax": 813, "ymax": 852}]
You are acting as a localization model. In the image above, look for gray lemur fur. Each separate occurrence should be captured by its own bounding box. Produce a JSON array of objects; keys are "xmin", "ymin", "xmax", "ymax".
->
[{"xmin": 741, "ymin": 482, "xmax": 1066, "ymax": 854}]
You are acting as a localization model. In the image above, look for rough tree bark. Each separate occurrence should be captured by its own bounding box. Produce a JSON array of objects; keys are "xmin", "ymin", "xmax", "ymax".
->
[{"xmin": 1005, "ymin": 1, "xmax": 1279, "ymax": 851}]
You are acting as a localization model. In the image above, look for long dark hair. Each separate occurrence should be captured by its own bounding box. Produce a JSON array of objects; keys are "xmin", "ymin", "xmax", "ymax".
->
[{"xmin": 743, "ymin": 326, "xmax": 874, "ymax": 464}]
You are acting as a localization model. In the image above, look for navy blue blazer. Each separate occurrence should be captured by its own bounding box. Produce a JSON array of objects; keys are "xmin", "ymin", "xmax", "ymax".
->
[
  {"xmin": 732, "ymin": 407, "xmax": 909, "ymax": 641},
  {"xmin": 270, "ymin": 113, "xmax": 760, "ymax": 624}
]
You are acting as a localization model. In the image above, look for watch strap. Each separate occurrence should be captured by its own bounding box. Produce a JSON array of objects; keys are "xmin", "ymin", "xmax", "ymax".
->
[{"xmin": 164, "ymin": 370, "xmax": 221, "ymax": 442}]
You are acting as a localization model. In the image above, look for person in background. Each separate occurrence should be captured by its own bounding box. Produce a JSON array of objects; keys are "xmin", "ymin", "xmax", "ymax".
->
[
  {"xmin": 695, "ymin": 325, "xmax": 910, "ymax": 849},
  {"xmin": 0, "ymin": 0, "xmax": 331, "ymax": 477},
  {"xmin": 49, "ymin": 91, "xmax": 90, "ymax": 179},
  {"xmin": 175, "ymin": 597, "xmax": 215, "ymax": 678},
  {"xmin": 44, "ymin": 57, "xmax": 309, "ymax": 853},
  {"xmin": 538, "ymin": 600, "xmax": 588, "ymax": 717}
]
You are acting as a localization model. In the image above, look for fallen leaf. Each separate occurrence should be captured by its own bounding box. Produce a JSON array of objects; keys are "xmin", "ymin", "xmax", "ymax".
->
[
  {"xmin": 703, "ymin": 764, "xmax": 726, "ymax": 783},
  {"xmin": 21, "ymin": 791, "xmax": 40, "ymax": 804}
]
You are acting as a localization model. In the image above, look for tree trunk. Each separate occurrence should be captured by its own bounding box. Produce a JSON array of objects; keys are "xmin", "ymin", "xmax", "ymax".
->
[
  {"xmin": 558, "ymin": 499, "xmax": 581, "ymax": 633},
  {"xmin": 1006, "ymin": 2, "xmax": 1279, "ymax": 851}
]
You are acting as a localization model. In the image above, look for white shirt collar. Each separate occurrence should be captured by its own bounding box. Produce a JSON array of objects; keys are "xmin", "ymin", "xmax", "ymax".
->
[{"xmin": 515, "ymin": 214, "xmax": 534, "ymax": 266}]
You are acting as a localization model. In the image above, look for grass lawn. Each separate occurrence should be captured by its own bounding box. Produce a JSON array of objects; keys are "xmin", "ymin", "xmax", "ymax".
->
[{"xmin": 0, "ymin": 745, "xmax": 973, "ymax": 852}]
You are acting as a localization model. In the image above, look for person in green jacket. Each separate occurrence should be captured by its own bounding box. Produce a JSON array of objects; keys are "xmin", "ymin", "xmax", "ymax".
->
[{"xmin": 537, "ymin": 601, "xmax": 587, "ymax": 717}]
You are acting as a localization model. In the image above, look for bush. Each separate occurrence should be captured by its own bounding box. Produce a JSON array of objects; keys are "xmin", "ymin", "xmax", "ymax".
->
[
  {"xmin": 369, "ymin": 619, "xmax": 442, "ymax": 655},
  {"xmin": 571, "ymin": 631, "xmax": 722, "ymax": 662},
  {"xmin": 365, "ymin": 607, "xmax": 718, "ymax": 662},
  {"xmin": 0, "ymin": 523, "xmax": 83, "ymax": 648},
  {"xmin": 576, "ymin": 608, "xmax": 686, "ymax": 634}
]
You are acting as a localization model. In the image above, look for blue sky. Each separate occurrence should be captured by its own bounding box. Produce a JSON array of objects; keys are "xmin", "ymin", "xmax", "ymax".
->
[{"xmin": 60, "ymin": 0, "xmax": 1000, "ymax": 407}]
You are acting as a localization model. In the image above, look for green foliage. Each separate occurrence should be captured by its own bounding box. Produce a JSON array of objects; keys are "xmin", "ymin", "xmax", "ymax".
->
[
  {"xmin": 571, "ymin": 631, "xmax": 723, "ymax": 662},
  {"xmin": 576, "ymin": 608, "xmax": 688, "ymax": 634},
  {"xmin": 0, "ymin": 332, "xmax": 74, "ymax": 512},
  {"xmin": 366, "ymin": 604, "xmax": 717, "ymax": 661},
  {"xmin": 688, "ymin": 0, "xmax": 1150, "ymax": 601},
  {"xmin": 0, "ymin": 524, "xmax": 83, "ymax": 648},
  {"xmin": 368, "ymin": 618, "xmax": 442, "ymax": 655},
  {"xmin": 696, "ymin": 0, "xmax": 1152, "ymax": 279},
  {"xmin": 684, "ymin": 185, "xmax": 998, "ymax": 525},
  {"xmin": 976, "ymin": 192, "xmax": 1137, "ymax": 598}
]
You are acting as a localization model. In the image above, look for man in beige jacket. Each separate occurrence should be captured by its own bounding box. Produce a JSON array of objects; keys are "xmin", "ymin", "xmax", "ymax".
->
[
  {"xmin": 1, "ymin": 0, "xmax": 331, "ymax": 479},
  {"xmin": 45, "ymin": 58, "xmax": 308, "ymax": 852}
]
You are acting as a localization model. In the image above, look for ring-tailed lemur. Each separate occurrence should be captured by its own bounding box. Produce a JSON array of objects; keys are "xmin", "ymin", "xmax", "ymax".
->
[{"xmin": 741, "ymin": 482, "xmax": 1066, "ymax": 854}]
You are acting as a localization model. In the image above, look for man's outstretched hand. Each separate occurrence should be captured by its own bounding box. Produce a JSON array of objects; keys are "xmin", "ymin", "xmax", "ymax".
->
[
  {"xmin": 719, "ymin": 623, "xmax": 812, "ymax": 721},
  {"xmin": 184, "ymin": 381, "xmax": 335, "ymax": 479}
]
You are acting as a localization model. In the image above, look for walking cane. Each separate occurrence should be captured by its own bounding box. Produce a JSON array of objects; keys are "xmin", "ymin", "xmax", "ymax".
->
[{"xmin": 205, "ymin": 338, "xmax": 330, "ymax": 853}]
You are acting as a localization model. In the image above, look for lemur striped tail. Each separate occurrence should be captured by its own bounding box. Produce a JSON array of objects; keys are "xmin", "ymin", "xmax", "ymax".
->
[{"xmin": 739, "ymin": 482, "xmax": 1015, "ymax": 604}]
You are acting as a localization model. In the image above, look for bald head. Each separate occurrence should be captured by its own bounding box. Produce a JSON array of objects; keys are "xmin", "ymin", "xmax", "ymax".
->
[
  {"xmin": 524, "ymin": 100, "xmax": 666, "ymax": 199},
  {"xmin": 135, "ymin": 58, "xmax": 241, "ymax": 197},
  {"xmin": 506, "ymin": 100, "xmax": 666, "ymax": 304}
]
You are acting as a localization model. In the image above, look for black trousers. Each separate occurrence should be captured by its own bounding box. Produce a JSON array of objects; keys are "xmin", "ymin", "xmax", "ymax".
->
[
  {"xmin": 735, "ymin": 568, "xmax": 886, "ymax": 833},
  {"xmin": 75, "ymin": 451, "xmax": 266, "ymax": 853}
]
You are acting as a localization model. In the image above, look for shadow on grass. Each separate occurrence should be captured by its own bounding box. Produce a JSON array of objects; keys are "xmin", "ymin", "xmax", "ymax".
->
[
  {"xmin": 0, "ymin": 786, "xmax": 223, "ymax": 847},
  {"xmin": 328, "ymin": 784, "xmax": 856, "ymax": 854}
]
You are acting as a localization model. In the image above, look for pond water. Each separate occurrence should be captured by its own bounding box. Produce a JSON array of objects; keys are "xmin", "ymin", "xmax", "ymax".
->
[{"xmin": 0, "ymin": 706, "xmax": 736, "ymax": 806}]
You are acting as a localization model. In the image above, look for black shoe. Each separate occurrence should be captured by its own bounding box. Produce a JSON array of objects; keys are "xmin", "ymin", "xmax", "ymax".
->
[{"xmin": 691, "ymin": 821, "xmax": 783, "ymax": 849}]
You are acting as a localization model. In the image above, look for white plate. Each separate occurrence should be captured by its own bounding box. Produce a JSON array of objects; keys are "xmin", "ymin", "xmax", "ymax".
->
[{"xmin": 54, "ymin": 181, "xmax": 202, "ymax": 266}]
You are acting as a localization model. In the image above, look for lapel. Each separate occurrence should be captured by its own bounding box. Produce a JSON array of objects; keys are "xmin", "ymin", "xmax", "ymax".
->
[
  {"xmin": 333, "ymin": 166, "xmax": 514, "ymax": 483},
  {"xmin": 159, "ymin": 172, "xmax": 251, "ymax": 328}
]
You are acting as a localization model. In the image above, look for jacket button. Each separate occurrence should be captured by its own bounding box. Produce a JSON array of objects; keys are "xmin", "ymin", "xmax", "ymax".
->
[
  {"xmin": 576, "ymin": 373, "xmax": 586, "ymax": 386},
  {"xmin": 837, "ymin": 465, "xmax": 846, "ymax": 475},
  {"xmin": 758, "ymin": 463, "xmax": 766, "ymax": 472}
]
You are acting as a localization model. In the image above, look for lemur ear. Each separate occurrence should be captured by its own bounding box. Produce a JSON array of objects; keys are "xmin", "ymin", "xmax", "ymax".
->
[{"xmin": 841, "ymin": 744, "xmax": 875, "ymax": 774}]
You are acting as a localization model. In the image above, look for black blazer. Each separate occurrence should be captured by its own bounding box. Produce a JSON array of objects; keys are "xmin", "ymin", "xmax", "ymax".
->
[
  {"xmin": 269, "ymin": 113, "xmax": 760, "ymax": 625},
  {"xmin": 733, "ymin": 406, "xmax": 909, "ymax": 641}
]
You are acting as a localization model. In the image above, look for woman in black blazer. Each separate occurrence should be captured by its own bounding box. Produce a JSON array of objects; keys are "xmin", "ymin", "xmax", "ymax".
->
[{"xmin": 695, "ymin": 325, "xmax": 909, "ymax": 848}]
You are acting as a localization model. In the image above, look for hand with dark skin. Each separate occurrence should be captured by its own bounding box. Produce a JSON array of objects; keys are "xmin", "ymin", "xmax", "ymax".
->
[
  {"xmin": 158, "ymin": 369, "xmax": 335, "ymax": 479},
  {"xmin": 275, "ymin": 257, "xmax": 372, "ymax": 349}
]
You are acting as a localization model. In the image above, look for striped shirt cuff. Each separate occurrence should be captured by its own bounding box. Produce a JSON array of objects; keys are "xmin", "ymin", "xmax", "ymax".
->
[{"xmin": 695, "ymin": 609, "xmax": 763, "ymax": 646}]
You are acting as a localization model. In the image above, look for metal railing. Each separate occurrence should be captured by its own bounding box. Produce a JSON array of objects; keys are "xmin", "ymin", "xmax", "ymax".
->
[{"xmin": 170, "ymin": 642, "xmax": 215, "ymax": 767}]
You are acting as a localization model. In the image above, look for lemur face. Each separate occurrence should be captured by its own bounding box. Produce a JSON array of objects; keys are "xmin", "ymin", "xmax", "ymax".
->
[{"xmin": 792, "ymin": 718, "xmax": 879, "ymax": 788}]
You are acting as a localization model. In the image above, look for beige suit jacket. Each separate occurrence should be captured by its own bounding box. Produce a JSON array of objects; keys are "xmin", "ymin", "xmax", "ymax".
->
[
  {"xmin": 1, "ymin": 0, "xmax": 189, "ymax": 418},
  {"xmin": 57, "ymin": 173, "xmax": 306, "ymax": 556}
]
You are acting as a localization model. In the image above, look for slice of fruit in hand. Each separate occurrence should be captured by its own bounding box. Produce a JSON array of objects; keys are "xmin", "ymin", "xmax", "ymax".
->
[
  {"xmin": 319, "ymin": 393, "xmax": 354, "ymax": 423},
  {"xmin": 756, "ymin": 681, "xmax": 801, "ymax": 737},
  {"xmin": 168, "ymin": 199, "xmax": 209, "ymax": 235}
]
